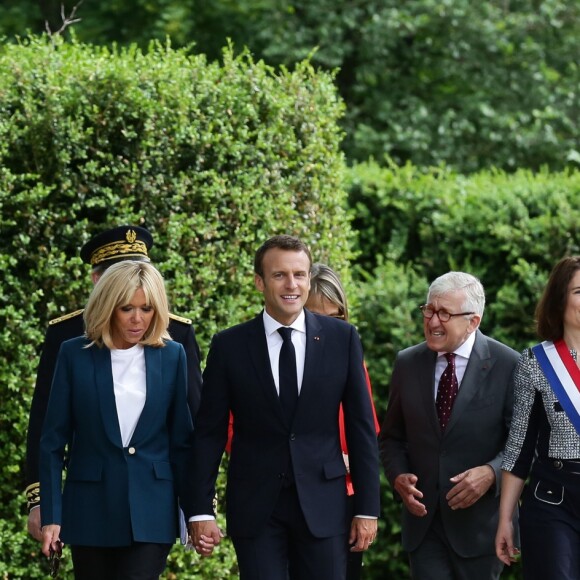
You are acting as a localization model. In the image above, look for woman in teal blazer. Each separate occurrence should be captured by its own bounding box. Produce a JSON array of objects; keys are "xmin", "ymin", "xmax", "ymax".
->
[{"xmin": 40, "ymin": 261, "xmax": 193, "ymax": 579}]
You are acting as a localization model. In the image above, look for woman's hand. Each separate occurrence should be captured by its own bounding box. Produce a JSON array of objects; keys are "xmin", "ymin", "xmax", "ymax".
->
[{"xmin": 495, "ymin": 519, "xmax": 520, "ymax": 566}]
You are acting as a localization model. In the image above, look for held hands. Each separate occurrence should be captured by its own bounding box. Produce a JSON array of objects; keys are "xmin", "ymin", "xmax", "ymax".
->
[
  {"xmin": 495, "ymin": 519, "xmax": 521, "ymax": 566},
  {"xmin": 446, "ymin": 465, "xmax": 495, "ymax": 510},
  {"xmin": 394, "ymin": 473, "xmax": 427, "ymax": 517},
  {"xmin": 349, "ymin": 517, "xmax": 378, "ymax": 552},
  {"xmin": 187, "ymin": 520, "xmax": 225, "ymax": 557}
]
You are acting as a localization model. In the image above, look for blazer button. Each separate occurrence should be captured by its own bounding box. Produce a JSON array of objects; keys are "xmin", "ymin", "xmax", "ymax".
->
[
  {"xmin": 553, "ymin": 459, "xmax": 562, "ymax": 469},
  {"xmin": 128, "ymin": 447, "xmax": 136, "ymax": 455},
  {"xmin": 289, "ymin": 433, "xmax": 296, "ymax": 441}
]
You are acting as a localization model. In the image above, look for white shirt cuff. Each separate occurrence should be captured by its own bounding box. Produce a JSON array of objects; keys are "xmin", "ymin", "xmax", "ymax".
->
[{"xmin": 188, "ymin": 514, "xmax": 216, "ymax": 522}]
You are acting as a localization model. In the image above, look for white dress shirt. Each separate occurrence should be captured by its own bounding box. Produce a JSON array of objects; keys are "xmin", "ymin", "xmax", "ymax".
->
[{"xmin": 262, "ymin": 309, "xmax": 306, "ymax": 394}]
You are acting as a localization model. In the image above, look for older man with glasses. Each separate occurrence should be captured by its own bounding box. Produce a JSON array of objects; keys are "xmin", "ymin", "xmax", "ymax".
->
[{"xmin": 379, "ymin": 271, "xmax": 520, "ymax": 580}]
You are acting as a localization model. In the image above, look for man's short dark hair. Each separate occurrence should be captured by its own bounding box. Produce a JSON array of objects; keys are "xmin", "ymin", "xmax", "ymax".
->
[{"xmin": 254, "ymin": 235, "xmax": 312, "ymax": 277}]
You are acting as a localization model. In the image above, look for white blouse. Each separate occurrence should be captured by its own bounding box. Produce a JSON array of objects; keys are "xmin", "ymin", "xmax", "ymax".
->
[{"xmin": 111, "ymin": 344, "xmax": 147, "ymax": 447}]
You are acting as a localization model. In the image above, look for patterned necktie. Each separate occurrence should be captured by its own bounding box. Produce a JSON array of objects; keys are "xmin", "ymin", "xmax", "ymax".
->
[
  {"xmin": 436, "ymin": 353, "xmax": 458, "ymax": 431},
  {"xmin": 278, "ymin": 327, "xmax": 298, "ymax": 423}
]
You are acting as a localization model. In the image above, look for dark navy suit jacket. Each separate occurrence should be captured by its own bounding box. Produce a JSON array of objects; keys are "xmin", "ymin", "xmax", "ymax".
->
[
  {"xmin": 184, "ymin": 309, "xmax": 380, "ymax": 539},
  {"xmin": 40, "ymin": 337, "xmax": 193, "ymax": 546}
]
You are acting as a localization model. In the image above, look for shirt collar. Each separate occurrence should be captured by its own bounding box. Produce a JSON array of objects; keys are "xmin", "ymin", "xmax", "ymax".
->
[
  {"xmin": 263, "ymin": 309, "xmax": 306, "ymax": 337},
  {"xmin": 438, "ymin": 329, "xmax": 477, "ymax": 359}
]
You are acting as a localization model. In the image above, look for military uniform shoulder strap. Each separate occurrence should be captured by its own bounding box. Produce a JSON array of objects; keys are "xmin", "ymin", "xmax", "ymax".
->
[
  {"xmin": 48, "ymin": 309, "xmax": 84, "ymax": 326},
  {"xmin": 169, "ymin": 312, "xmax": 192, "ymax": 325}
]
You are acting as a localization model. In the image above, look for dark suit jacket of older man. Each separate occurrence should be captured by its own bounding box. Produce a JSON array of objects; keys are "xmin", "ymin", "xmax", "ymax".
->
[
  {"xmin": 184, "ymin": 309, "xmax": 380, "ymax": 542},
  {"xmin": 380, "ymin": 330, "xmax": 519, "ymax": 557}
]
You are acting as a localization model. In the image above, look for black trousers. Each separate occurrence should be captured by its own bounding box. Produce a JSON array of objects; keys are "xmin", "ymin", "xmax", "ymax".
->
[
  {"xmin": 70, "ymin": 542, "xmax": 172, "ymax": 580},
  {"xmin": 520, "ymin": 461, "xmax": 580, "ymax": 580},
  {"xmin": 231, "ymin": 484, "xmax": 347, "ymax": 580}
]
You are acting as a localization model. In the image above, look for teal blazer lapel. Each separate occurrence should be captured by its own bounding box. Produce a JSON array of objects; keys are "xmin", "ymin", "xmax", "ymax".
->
[{"xmin": 93, "ymin": 346, "xmax": 123, "ymax": 447}]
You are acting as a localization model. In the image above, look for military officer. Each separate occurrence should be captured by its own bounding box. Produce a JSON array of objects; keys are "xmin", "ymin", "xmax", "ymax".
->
[{"xmin": 25, "ymin": 225, "xmax": 203, "ymax": 541}]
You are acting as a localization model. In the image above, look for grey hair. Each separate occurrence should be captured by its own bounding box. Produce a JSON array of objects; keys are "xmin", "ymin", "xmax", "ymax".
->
[{"xmin": 427, "ymin": 271, "xmax": 485, "ymax": 317}]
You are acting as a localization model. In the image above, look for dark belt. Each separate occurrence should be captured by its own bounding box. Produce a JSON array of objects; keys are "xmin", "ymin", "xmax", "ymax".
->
[{"xmin": 542, "ymin": 458, "xmax": 580, "ymax": 475}]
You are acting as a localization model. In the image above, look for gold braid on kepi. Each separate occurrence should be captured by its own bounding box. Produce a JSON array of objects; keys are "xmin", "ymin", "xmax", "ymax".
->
[
  {"xmin": 89, "ymin": 239, "xmax": 149, "ymax": 265},
  {"xmin": 79, "ymin": 225, "xmax": 154, "ymax": 267},
  {"xmin": 25, "ymin": 482, "xmax": 40, "ymax": 510}
]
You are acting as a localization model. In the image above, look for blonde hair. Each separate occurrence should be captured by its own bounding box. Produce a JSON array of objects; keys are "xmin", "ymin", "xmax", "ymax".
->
[
  {"xmin": 309, "ymin": 263, "xmax": 349, "ymax": 321},
  {"xmin": 84, "ymin": 261, "xmax": 170, "ymax": 349}
]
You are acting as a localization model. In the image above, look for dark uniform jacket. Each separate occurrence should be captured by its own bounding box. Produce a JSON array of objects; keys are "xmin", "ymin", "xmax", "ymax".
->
[{"xmin": 25, "ymin": 309, "xmax": 202, "ymax": 508}]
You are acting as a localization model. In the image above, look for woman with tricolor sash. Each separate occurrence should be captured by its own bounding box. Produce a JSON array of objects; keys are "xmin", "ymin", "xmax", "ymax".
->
[{"xmin": 495, "ymin": 256, "xmax": 580, "ymax": 579}]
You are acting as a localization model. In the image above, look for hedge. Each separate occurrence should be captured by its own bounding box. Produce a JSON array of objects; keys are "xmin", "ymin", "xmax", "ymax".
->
[
  {"xmin": 3, "ymin": 35, "xmax": 578, "ymax": 580},
  {"xmin": 0, "ymin": 35, "xmax": 351, "ymax": 579},
  {"xmin": 347, "ymin": 160, "xmax": 580, "ymax": 579}
]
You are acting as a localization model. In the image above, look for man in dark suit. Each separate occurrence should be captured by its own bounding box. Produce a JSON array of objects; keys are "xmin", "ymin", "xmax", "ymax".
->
[
  {"xmin": 379, "ymin": 271, "xmax": 519, "ymax": 580},
  {"xmin": 185, "ymin": 235, "xmax": 380, "ymax": 580},
  {"xmin": 25, "ymin": 225, "xmax": 203, "ymax": 541}
]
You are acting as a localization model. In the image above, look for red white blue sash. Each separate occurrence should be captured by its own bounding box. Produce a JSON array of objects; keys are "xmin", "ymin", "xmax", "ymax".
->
[{"xmin": 532, "ymin": 340, "xmax": 580, "ymax": 436}]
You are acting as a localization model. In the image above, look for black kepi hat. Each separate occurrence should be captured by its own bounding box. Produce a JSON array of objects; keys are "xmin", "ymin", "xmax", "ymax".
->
[{"xmin": 80, "ymin": 225, "xmax": 153, "ymax": 267}]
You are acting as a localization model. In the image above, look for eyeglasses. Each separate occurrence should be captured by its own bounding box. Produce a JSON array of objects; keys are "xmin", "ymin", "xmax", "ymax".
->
[
  {"xmin": 49, "ymin": 544, "xmax": 62, "ymax": 578},
  {"xmin": 419, "ymin": 304, "xmax": 474, "ymax": 323}
]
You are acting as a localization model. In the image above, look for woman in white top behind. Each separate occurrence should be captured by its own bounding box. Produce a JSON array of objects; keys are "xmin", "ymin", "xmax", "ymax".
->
[{"xmin": 40, "ymin": 260, "xmax": 193, "ymax": 579}]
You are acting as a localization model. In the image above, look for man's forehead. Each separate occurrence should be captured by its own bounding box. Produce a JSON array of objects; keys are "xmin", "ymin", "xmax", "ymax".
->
[
  {"xmin": 263, "ymin": 249, "xmax": 310, "ymax": 268},
  {"xmin": 430, "ymin": 290, "xmax": 464, "ymax": 306}
]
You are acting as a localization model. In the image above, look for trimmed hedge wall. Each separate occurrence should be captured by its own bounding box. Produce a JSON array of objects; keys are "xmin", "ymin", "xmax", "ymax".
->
[
  {"xmin": 347, "ymin": 160, "xmax": 580, "ymax": 579},
  {"xmin": 0, "ymin": 36, "xmax": 351, "ymax": 578},
  {"xmin": 2, "ymin": 35, "xmax": 579, "ymax": 580}
]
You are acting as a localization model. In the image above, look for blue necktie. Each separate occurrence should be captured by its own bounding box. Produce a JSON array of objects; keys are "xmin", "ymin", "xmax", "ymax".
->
[{"xmin": 278, "ymin": 327, "xmax": 298, "ymax": 423}]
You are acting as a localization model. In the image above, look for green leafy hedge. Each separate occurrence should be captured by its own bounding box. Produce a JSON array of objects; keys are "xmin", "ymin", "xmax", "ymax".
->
[
  {"xmin": 349, "ymin": 158, "xmax": 580, "ymax": 403},
  {"xmin": 0, "ymin": 36, "xmax": 351, "ymax": 579},
  {"xmin": 3, "ymin": 0, "xmax": 579, "ymax": 174},
  {"xmin": 3, "ymin": 34, "xmax": 578, "ymax": 580},
  {"xmin": 347, "ymin": 160, "xmax": 580, "ymax": 579}
]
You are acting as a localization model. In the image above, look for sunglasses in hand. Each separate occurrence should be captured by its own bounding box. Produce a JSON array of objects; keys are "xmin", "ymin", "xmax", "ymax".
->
[{"xmin": 49, "ymin": 542, "xmax": 63, "ymax": 578}]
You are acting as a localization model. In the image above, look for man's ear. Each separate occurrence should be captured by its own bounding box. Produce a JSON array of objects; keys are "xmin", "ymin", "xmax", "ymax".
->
[
  {"xmin": 254, "ymin": 273, "xmax": 264, "ymax": 292},
  {"xmin": 468, "ymin": 314, "xmax": 482, "ymax": 333}
]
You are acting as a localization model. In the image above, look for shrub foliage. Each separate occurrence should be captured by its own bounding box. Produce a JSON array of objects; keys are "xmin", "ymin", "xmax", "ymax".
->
[
  {"xmin": 0, "ymin": 36, "xmax": 351, "ymax": 578},
  {"xmin": 2, "ymin": 34, "xmax": 578, "ymax": 580},
  {"xmin": 348, "ymin": 160, "xmax": 579, "ymax": 579}
]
